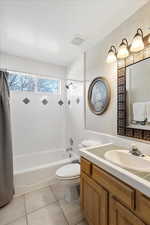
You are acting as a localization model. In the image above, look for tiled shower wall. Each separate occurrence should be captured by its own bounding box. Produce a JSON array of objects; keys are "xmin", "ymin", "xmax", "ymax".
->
[
  {"xmin": 10, "ymin": 90, "xmax": 66, "ymax": 156},
  {"xmin": 66, "ymin": 55, "xmax": 85, "ymax": 153},
  {"xmin": 66, "ymin": 80, "xmax": 84, "ymax": 153},
  {"xmin": 0, "ymin": 53, "xmax": 67, "ymax": 156}
]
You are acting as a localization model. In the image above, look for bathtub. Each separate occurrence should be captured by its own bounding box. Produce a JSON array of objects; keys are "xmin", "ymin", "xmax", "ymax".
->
[{"xmin": 13, "ymin": 149, "xmax": 78, "ymax": 196}]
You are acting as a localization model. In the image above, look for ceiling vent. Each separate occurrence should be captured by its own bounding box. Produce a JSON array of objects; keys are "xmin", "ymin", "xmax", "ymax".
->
[{"xmin": 71, "ymin": 36, "xmax": 85, "ymax": 46}]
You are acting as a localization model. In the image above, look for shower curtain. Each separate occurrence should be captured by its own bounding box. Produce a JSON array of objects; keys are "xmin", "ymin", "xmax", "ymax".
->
[{"xmin": 0, "ymin": 71, "xmax": 13, "ymax": 207}]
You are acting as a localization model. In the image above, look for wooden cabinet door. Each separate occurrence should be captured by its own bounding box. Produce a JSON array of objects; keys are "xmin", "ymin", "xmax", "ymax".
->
[
  {"xmin": 110, "ymin": 197, "xmax": 146, "ymax": 225},
  {"xmin": 136, "ymin": 191, "xmax": 150, "ymax": 225},
  {"xmin": 80, "ymin": 172, "xmax": 108, "ymax": 225}
]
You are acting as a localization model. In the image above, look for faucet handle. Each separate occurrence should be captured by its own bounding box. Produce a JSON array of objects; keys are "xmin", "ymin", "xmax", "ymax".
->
[
  {"xmin": 66, "ymin": 147, "xmax": 73, "ymax": 152},
  {"xmin": 130, "ymin": 143, "xmax": 137, "ymax": 151},
  {"xmin": 129, "ymin": 143, "xmax": 142, "ymax": 156}
]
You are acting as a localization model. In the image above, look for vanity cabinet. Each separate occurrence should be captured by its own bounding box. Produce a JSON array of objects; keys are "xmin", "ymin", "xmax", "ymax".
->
[
  {"xmin": 80, "ymin": 157, "xmax": 150, "ymax": 225},
  {"xmin": 136, "ymin": 192, "xmax": 150, "ymax": 225},
  {"xmin": 80, "ymin": 172, "xmax": 108, "ymax": 225}
]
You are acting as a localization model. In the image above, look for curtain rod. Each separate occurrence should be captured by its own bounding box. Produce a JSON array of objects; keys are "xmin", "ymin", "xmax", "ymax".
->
[{"xmin": 0, "ymin": 67, "xmax": 84, "ymax": 83}]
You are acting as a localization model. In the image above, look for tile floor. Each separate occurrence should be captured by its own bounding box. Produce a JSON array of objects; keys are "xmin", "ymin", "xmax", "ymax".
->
[{"xmin": 0, "ymin": 184, "xmax": 88, "ymax": 225}]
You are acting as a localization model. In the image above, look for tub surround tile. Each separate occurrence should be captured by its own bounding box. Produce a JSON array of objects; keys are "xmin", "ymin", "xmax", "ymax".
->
[
  {"xmin": 0, "ymin": 196, "xmax": 25, "ymax": 225},
  {"xmin": 22, "ymin": 98, "xmax": 30, "ymax": 104},
  {"xmin": 25, "ymin": 187, "xmax": 57, "ymax": 214},
  {"xmin": 27, "ymin": 202, "xmax": 68, "ymax": 225},
  {"xmin": 59, "ymin": 199, "xmax": 84, "ymax": 225},
  {"xmin": 9, "ymin": 217, "xmax": 27, "ymax": 225}
]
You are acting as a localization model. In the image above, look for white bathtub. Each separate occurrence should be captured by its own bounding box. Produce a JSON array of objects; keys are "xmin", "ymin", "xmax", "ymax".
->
[{"xmin": 13, "ymin": 149, "xmax": 78, "ymax": 196}]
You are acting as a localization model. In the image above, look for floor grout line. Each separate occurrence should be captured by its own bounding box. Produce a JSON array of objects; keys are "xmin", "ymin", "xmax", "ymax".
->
[
  {"xmin": 25, "ymin": 215, "xmax": 29, "ymax": 225},
  {"xmin": 23, "ymin": 195, "xmax": 29, "ymax": 225},
  {"xmin": 1, "ymin": 186, "xmax": 85, "ymax": 225},
  {"xmin": 4, "ymin": 216, "xmax": 26, "ymax": 225},
  {"xmin": 24, "ymin": 194, "xmax": 27, "ymax": 215},
  {"xmin": 49, "ymin": 184, "xmax": 70, "ymax": 225},
  {"xmin": 49, "ymin": 184, "xmax": 61, "ymax": 201},
  {"xmin": 49, "ymin": 185, "xmax": 57, "ymax": 200},
  {"xmin": 3, "ymin": 195, "xmax": 26, "ymax": 225},
  {"xmin": 25, "ymin": 200, "xmax": 59, "ymax": 216},
  {"xmin": 23, "ymin": 186, "xmax": 58, "ymax": 216},
  {"xmin": 50, "ymin": 183, "xmax": 85, "ymax": 225},
  {"xmin": 57, "ymin": 200, "xmax": 70, "ymax": 225}
]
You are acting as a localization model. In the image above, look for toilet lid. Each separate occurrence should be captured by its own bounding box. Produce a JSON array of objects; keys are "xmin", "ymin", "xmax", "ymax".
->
[{"xmin": 56, "ymin": 163, "xmax": 80, "ymax": 179}]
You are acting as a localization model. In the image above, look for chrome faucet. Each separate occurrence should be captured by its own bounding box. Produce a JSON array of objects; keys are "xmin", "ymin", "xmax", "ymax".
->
[
  {"xmin": 66, "ymin": 147, "xmax": 73, "ymax": 152},
  {"xmin": 129, "ymin": 144, "xmax": 143, "ymax": 157},
  {"xmin": 66, "ymin": 147, "xmax": 73, "ymax": 158}
]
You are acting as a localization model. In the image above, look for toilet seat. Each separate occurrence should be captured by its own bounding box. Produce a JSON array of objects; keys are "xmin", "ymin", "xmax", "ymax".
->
[{"xmin": 56, "ymin": 163, "xmax": 80, "ymax": 180}]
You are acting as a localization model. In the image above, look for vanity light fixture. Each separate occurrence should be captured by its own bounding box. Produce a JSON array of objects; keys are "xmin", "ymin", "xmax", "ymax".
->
[
  {"xmin": 106, "ymin": 45, "xmax": 117, "ymax": 63},
  {"xmin": 148, "ymin": 34, "xmax": 150, "ymax": 44},
  {"xmin": 117, "ymin": 38, "xmax": 129, "ymax": 59},
  {"xmin": 130, "ymin": 28, "xmax": 144, "ymax": 52}
]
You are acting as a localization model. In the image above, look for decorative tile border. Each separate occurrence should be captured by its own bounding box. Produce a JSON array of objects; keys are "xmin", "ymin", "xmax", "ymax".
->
[
  {"xmin": 58, "ymin": 100, "xmax": 64, "ymax": 106},
  {"xmin": 76, "ymin": 97, "xmax": 80, "ymax": 104},
  {"xmin": 117, "ymin": 34, "xmax": 150, "ymax": 141},
  {"xmin": 42, "ymin": 99, "xmax": 48, "ymax": 105},
  {"xmin": 22, "ymin": 98, "xmax": 30, "ymax": 104}
]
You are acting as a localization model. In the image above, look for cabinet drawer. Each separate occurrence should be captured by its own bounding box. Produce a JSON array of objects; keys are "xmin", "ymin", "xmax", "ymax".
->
[
  {"xmin": 92, "ymin": 165, "xmax": 135, "ymax": 209},
  {"xmin": 81, "ymin": 157, "xmax": 92, "ymax": 176},
  {"xmin": 136, "ymin": 191, "xmax": 150, "ymax": 225}
]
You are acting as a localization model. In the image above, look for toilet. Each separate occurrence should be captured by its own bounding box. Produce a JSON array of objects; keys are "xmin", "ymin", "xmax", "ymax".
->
[
  {"xmin": 56, "ymin": 163, "xmax": 80, "ymax": 202},
  {"xmin": 56, "ymin": 139, "xmax": 101, "ymax": 202}
]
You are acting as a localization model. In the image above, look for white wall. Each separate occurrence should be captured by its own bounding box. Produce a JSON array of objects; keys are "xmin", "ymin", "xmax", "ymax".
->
[
  {"xmin": 66, "ymin": 55, "xmax": 85, "ymax": 152},
  {"xmin": 0, "ymin": 53, "xmax": 66, "ymax": 78},
  {"xmin": 66, "ymin": 81, "xmax": 84, "ymax": 152},
  {"xmin": 67, "ymin": 55, "xmax": 84, "ymax": 81},
  {"xmin": 0, "ymin": 53, "xmax": 67, "ymax": 156},
  {"xmin": 85, "ymin": 1, "xmax": 150, "ymax": 135},
  {"xmin": 66, "ymin": 1, "xmax": 150, "ymax": 151}
]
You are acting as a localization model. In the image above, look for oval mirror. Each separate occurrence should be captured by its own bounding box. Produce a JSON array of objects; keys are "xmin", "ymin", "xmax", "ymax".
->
[{"xmin": 88, "ymin": 77, "xmax": 111, "ymax": 115}]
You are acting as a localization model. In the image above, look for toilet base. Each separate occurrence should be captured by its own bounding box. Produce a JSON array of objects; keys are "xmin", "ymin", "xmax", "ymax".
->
[
  {"xmin": 64, "ymin": 184, "xmax": 80, "ymax": 202},
  {"xmin": 56, "ymin": 163, "xmax": 80, "ymax": 202}
]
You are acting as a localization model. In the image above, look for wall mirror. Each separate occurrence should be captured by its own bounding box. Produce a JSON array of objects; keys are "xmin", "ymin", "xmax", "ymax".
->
[
  {"xmin": 126, "ymin": 58, "xmax": 150, "ymax": 130},
  {"xmin": 117, "ymin": 34, "xmax": 150, "ymax": 141},
  {"xmin": 88, "ymin": 77, "xmax": 110, "ymax": 115}
]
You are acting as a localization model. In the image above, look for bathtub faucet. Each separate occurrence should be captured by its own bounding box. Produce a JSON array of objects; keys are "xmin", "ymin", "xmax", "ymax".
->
[
  {"xmin": 66, "ymin": 147, "xmax": 73, "ymax": 152},
  {"xmin": 66, "ymin": 147, "xmax": 73, "ymax": 158}
]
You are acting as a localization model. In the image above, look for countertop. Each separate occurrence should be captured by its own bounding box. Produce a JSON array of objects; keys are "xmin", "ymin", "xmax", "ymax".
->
[{"xmin": 80, "ymin": 143, "xmax": 150, "ymax": 198}]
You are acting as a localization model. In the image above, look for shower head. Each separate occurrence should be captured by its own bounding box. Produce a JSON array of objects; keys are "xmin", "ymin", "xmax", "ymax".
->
[{"xmin": 65, "ymin": 82, "xmax": 73, "ymax": 89}]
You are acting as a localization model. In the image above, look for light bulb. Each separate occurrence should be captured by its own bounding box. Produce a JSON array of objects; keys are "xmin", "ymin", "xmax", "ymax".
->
[
  {"xmin": 117, "ymin": 39, "xmax": 129, "ymax": 59},
  {"xmin": 106, "ymin": 46, "xmax": 117, "ymax": 63},
  {"xmin": 130, "ymin": 28, "xmax": 144, "ymax": 52}
]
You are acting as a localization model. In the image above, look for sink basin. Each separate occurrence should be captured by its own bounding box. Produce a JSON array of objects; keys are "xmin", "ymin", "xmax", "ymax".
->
[{"xmin": 104, "ymin": 150, "xmax": 150, "ymax": 172}]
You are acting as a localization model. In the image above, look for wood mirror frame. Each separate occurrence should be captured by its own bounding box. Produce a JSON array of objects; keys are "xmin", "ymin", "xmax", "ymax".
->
[
  {"xmin": 88, "ymin": 77, "xmax": 111, "ymax": 115},
  {"xmin": 117, "ymin": 34, "xmax": 150, "ymax": 141}
]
